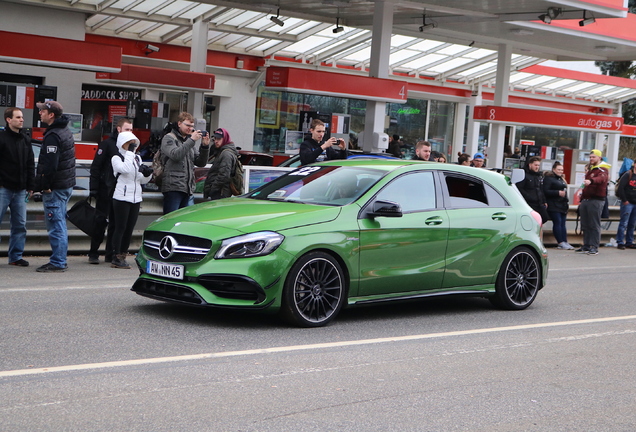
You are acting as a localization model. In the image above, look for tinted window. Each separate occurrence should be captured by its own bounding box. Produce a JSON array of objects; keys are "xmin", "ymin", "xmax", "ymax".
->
[
  {"xmin": 376, "ymin": 171, "xmax": 436, "ymax": 212},
  {"xmin": 249, "ymin": 166, "xmax": 384, "ymax": 206},
  {"xmin": 444, "ymin": 174, "xmax": 488, "ymax": 208},
  {"xmin": 484, "ymin": 183, "xmax": 509, "ymax": 207}
]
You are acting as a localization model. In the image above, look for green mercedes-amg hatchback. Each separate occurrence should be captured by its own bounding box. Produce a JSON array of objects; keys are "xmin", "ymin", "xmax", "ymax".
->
[{"xmin": 132, "ymin": 159, "xmax": 548, "ymax": 327}]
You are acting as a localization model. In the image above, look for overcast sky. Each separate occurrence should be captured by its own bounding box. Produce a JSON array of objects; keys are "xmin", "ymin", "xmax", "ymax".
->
[{"xmin": 540, "ymin": 60, "xmax": 602, "ymax": 74}]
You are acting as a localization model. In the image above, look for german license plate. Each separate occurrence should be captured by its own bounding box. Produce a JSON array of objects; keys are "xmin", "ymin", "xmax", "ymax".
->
[{"xmin": 147, "ymin": 260, "xmax": 184, "ymax": 280}]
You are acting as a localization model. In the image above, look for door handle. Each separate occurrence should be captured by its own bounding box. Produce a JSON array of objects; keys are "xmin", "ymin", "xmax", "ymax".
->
[
  {"xmin": 492, "ymin": 212, "xmax": 507, "ymax": 221},
  {"xmin": 425, "ymin": 216, "xmax": 443, "ymax": 225}
]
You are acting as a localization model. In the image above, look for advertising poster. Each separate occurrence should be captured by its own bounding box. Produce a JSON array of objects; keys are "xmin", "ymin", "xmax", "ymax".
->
[
  {"xmin": 257, "ymin": 88, "xmax": 281, "ymax": 128},
  {"xmin": 285, "ymin": 130, "xmax": 305, "ymax": 155},
  {"xmin": 65, "ymin": 113, "xmax": 83, "ymax": 141}
]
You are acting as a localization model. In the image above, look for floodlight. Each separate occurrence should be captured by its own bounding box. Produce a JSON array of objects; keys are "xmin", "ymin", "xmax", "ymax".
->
[
  {"xmin": 579, "ymin": 10, "xmax": 595, "ymax": 26},
  {"xmin": 270, "ymin": 8, "xmax": 284, "ymax": 27}
]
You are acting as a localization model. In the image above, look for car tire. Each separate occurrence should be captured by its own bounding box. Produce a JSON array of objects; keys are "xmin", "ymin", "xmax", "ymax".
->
[
  {"xmin": 490, "ymin": 247, "xmax": 541, "ymax": 310},
  {"xmin": 281, "ymin": 251, "xmax": 346, "ymax": 327}
]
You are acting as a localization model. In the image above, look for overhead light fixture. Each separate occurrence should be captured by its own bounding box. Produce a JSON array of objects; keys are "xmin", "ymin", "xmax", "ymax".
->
[
  {"xmin": 270, "ymin": 8, "xmax": 284, "ymax": 27},
  {"xmin": 547, "ymin": 7, "xmax": 562, "ymax": 20},
  {"xmin": 419, "ymin": 14, "xmax": 435, "ymax": 32},
  {"xmin": 333, "ymin": 17, "xmax": 344, "ymax": 34},
  {"xmin": 595, "ymin": 45, "xmax": 616, "ymax": 52},
  {"xmin": 579, "ymin": 10, "xmax": 595, "ymax": 26},
  {"xmin": 539, "ymin": 7, "xmax": 561, "ymax": 24}
]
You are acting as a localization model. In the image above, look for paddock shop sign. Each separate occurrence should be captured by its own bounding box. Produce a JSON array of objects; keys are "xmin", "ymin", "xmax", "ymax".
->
[{"xmin": 81, "ymin": 85, "xmax": 142, "ymax": 101}]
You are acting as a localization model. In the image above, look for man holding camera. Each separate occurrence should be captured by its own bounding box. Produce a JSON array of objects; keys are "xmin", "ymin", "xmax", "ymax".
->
[
  {"xmin": 160, "ymin": 112, "xmax": 210, "ymax": 214},
  {"xmin": 34, "ymin": 101, "xmax": 76, "ymax": 273},
  {"xmin": 0, "ymin": 107, "xmax": 35, "ymax": 267},
  {"xmin": 87, "ymin": 117, "xmax": 133, "ymax": 264},
  {"xmin": 299, "ymin": 119, "xmax": 347, "ymax": 165}
]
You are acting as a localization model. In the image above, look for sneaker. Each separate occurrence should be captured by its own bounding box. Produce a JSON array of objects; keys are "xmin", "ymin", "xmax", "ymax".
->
[
  {"xmin": 36, "ymin": 263, "xmax": 68, "ymax": 272},
  {"xmin": 9, "ymin": 259, "xmax": 29, "ymax": 267},
  {"xmin": 587, "ymin": 249, "xmax": 599, "ymax": 255},
  {"xmin": 575, "ymin": 247, "xmax": 589, "ymax": 253},
  {"xmin": 88, "ymin": 256, "xmax": 100, "ymax": 264},
  {"xmin": 617, "ymin": 244, "xmax": 626, "ymax": 250},
  {"xmin": 557, "ymin": 242, "xmax": 574, "ymax": 250},
  {"xmin": 627, "ymin": 244, "xmax": 636, "ymax": 249}
]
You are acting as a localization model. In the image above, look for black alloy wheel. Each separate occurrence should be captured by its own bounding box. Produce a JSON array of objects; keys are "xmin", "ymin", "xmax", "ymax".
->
[
  {"xmin": 491, "ymin": 247, "xmax": 541, "ymax": 310},
  {"xmin": 281, "ymin": 251, "xmax": 346, "ymax": 327}
]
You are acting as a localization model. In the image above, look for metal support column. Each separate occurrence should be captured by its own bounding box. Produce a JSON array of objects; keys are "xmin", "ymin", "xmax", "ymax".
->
[
  {"xmin": 464, "ymin": 88, "xmax": 482, "ymax": 161},
  {"xmin": 362, "ymin": 0, "xmax": 393, "ymax": 152},
  {"xmin": 489, "ymin": 44, "xmax": 512, "ymax": 168},
  {"xmin": 187, "ymin": 17, "xmax": 208, "ymax": 120}
]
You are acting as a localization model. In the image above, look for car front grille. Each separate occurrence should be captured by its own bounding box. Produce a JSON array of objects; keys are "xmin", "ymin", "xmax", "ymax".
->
[
  {"xmin": 132, "ymin": 278, "xmax": 204, "ymax": 305},
  {"xmin": 143, "ymin": 231, "xmax": 212, "ymax": 263},
  {"xmin": 197, "ymin": 275, "xmax": 266, "ymax": 303}
]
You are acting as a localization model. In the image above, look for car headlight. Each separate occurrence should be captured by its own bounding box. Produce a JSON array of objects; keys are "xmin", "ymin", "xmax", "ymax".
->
[{"xmin": 215, "ymin": 231, "xmax": 284, "ymax": 259}]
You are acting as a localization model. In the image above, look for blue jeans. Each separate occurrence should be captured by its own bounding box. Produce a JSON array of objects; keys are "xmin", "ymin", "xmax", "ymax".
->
[
  {"xmin": 162, "ymin": 191, "xmax": 192, "ymax": 214},
  {"xmin": 548, "ymin": 211, "xmax": 568, "ymax": 244},
  {"xmin": 0, "ymin": 187, "xmax": 28, "ymax": 263},
  {"xmin": 616, "ymin": 202, "xmax": 636, "ymax": 246},
  {"xmin": 42, "ymin": 188, "xmax": 73, "ymax": 267}
]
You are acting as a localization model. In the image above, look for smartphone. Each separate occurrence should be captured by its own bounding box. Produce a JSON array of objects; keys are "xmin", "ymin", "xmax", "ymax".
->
[{"xmin": 25, "ymin": 192, "xmax": 30, "ymax": 203}]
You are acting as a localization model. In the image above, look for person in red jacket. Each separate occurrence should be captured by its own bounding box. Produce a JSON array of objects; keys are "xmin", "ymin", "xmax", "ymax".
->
[{"xmin": 576, "ymin": 149, "xmax": 609, "ymax": 255}]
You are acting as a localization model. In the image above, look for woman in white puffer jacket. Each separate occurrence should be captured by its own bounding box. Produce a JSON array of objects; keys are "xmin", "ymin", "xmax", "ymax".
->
[{"xmin": 110, "ymin": 131, "xmax": 152, "ymax": 269}]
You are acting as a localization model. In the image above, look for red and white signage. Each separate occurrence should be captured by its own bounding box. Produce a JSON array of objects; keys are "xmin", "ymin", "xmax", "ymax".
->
[
  {"xmin": 474, "ymin": 106, "xmax": 624, "ymax": 133},
  {"xmin": 622, "ymin": 124, "xmax": 636, "ymax": 137},
  {"xmin": 265, "ymin": 67, "xmax": 407, "ymax": 104}
]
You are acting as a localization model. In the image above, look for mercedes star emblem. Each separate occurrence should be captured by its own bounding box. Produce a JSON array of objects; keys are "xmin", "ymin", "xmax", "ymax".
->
[{"xmin": 159, "ymin": 235, "xmax": 178, "ymax": 259}]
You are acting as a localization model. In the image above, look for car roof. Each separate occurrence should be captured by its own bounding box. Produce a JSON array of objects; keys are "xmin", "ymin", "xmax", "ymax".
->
[{"xmin": 314, "ymin": 159, "xmax": 511, "ymax": 182}]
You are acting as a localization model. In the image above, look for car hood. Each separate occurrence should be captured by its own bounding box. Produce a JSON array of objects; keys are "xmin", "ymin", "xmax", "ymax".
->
[{"xmin": 149, "ymin": 197, "xmax": 342, "ymax": 234}]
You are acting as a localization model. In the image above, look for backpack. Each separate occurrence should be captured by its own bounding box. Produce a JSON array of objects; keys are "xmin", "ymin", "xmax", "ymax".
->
[
  {"xmin": 152, "ymin": 125, "xmax": 175, "ymax": 188},
  {"xmin": 615, "ymin": 170, "xmax": 633, "ymax": 197},
  {"xmin": 223, "ymin": 148, "xmax": 244, "ymax": 196},
  {"xmin": 152, "ymin": 147, "xmax": 166, "ymax": 187}
]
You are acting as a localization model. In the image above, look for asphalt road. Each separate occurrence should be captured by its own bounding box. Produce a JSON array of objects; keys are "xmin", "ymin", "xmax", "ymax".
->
[{"xmin": 1, "ymin": 248, "xmax": 635, "ymax": 431}]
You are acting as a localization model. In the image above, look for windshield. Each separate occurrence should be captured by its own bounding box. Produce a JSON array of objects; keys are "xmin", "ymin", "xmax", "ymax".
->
[{"xmin": 248, "ymin": 166, "xmax": 385, "ymax": 205}]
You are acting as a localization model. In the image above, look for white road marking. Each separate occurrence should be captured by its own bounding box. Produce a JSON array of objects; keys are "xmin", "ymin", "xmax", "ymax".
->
[
  {"xmin": 0, "ymin": 284, "xmax": 129, "ymax": 293},
  {"xmin": 1, "ymin": 314, "xmax": 635, "ymax": 378},
  {"xmin": 549, "ymin": 265, "xmax": 634, "ymax": 272}
]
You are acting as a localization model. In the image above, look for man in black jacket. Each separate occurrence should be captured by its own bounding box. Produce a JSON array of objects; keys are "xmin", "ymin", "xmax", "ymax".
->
[
  {"xmin": 516, "ymin": 156, "xmax": 549, "ymax": 224},
  {"xmin": 299, "ymin": 119, "xmax": 346, "ymax": 165},
  {"xmin": 34, "ymin": 101, "xmax": 76, "ymax": 272},
  {"xmin": 88, "ymin": 118, "xmax": 133, "ymax": 264},
  {"xmin": 0, "ymin": 108, "xmax": 35, "ymax": 267},
  {"xmin": 615, "ymin": 162, "xmax": 636, "ymax": 249}
]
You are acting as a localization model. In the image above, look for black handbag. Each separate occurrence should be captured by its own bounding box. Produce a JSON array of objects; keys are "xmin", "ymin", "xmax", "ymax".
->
[{"xmin": 66, "ymin": 197, "xmax": 107, "ymax": 237}]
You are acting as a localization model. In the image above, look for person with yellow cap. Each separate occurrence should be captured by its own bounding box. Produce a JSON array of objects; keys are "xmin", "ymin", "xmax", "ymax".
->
[{"xmin": 575, "ymin": 149, "xmax": 609, "ymax": 255}]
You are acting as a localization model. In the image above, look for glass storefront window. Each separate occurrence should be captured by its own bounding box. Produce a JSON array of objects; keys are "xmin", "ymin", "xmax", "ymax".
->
[
  {"xmin": 427, "ymin": 100, "xmax": 455, "ymax": 158},
  {"xmin": 514, "ymin": 126, "xmax": 579, "ymax": 149},
  {"xmin": 253, "ymin": 83, "xmax": 456, "ymax": 159}
]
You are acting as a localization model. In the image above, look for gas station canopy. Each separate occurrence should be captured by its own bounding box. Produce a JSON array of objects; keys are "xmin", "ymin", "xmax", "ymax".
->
[{"xmin": 7, "ymin": 0, "xmax": 636, "ymax": 102}]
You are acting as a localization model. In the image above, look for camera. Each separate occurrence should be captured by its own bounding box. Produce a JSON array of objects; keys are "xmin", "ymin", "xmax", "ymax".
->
[
  {"xmin": 33, "ymin": 193, "xmax": 43, "ymax": 202},
  {"xmin": 139, "ymin": 164, "xmax": 154, "ymax": 177},
  {"xmin": 200, "ymin": 131, "xmax": 208, "ymax": 137}
]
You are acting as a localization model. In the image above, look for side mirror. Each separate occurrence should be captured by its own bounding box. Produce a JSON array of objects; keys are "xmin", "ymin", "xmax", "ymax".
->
[
  {"xmin": 367, "ymin": 200, "xmax": 403, "ymax": 218},
  {"xmin": 510, "ymin": 168, "xmax": 525, "ymax": 184}
]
